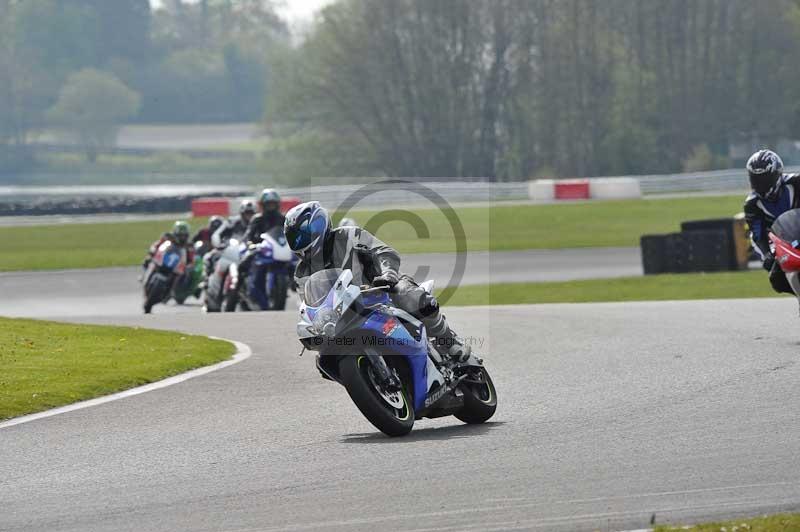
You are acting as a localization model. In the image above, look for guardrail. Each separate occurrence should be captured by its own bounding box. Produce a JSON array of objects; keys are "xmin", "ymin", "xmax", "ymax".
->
[
  {"xmin": 0, "ymin": 165, "xmax": 785, "ymax": 215},
  {"xmin": 634, "ymin": 166, "xmax": 799, "ymax": 194},
  {"xmin": 283, "ymin": 168, "xmax": 774, "ymax": 207},
  {"xmin": 280, "ymin": 181, "xmax": 530, "ymax": 208}
]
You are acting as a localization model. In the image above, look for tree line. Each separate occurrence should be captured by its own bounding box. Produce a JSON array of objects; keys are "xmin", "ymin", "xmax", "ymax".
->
[
  {"xmin": 0, "ymin": 0, "xmax": 286, "ymax": 170},
  {"xmin": 4, "ymin": 0, "xmax": 800, "ymax": 182},
  {"xmin": 268, "ymin": 0, "xmax": 800, "ymax": 181}
]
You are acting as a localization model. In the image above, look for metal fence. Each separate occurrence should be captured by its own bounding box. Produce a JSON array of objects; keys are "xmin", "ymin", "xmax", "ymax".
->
[
  {"xmin": 636, "ymin": 169, "xmax": 749, "ymax": 194},
  {"xmin": 635, "ymin": 166, "xmax": 799, "ymax": 195},
  {"xmin": 280, "ymin": 168, "xmax": 765, "ymax": 208},
  {"xmin": 0, "ymin": 166, "xmax": 780, "ymax": 210},
  {"xmin": 280, "ymin": 181, "xmax": 529, "ymax": 209}
]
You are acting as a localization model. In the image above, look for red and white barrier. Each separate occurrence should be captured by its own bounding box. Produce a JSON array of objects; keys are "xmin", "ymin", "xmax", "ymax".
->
[
  {"xmin": 191, "ymin": 198, "xmax": 231, "ymax": 217},
  {"xmin": 191, "ymin": 196, "xmax": 303, "ymax": 218},
  {"xmin": 528, "ymin": 178, "xmax": 641, "ymax": 201}
]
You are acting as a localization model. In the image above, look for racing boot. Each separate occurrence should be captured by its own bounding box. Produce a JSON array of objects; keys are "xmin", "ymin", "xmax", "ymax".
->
[{"xmin": 427, "ymin": 314, "xmax": 471, "ymax": 363}]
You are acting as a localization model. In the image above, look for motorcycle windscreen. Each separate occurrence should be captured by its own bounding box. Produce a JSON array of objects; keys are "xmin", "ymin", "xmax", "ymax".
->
[
  {"xmin": 302, "ymin": 268, "xmax": 343, "ymax": 307},
  {"xmin": 163, "ymin": 251, "xmax": 181, "ymax": 270},
  {"xmin": 771, "ymin": 209, "xmax": 800, "ymax": 242},
  {"xmin": 264, "ymin": 225, "xmax": 287, "ymax": 245}
]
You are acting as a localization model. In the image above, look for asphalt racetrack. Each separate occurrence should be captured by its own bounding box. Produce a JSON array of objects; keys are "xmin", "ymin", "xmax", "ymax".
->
[
  {"xmin": 3, "ymin": 298, "xmax": 800, "ymax": 531},
  {"xmin": 3, "ymin": 242, "xmax": 800, "ymax": 531},
  {"xmin": 0, "ymin": 247, "xmax": 641, "ymax": 318}
]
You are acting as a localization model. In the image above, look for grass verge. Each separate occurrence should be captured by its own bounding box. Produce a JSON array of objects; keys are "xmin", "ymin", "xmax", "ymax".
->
[
  {"xmin": 340, "ymin": 194, "xmax": 744, "ymax": 253},
  {"xmin": 0, "ymin": 195, "xmax": 744, "ymax": 271},
  {"xmin": 655, "ymin": 513, "xmax": 800, "ymax": 531},
  {"xmin": 442, "ymin": 270, "xmax": 776, "ymax": 306},
  {"xmin": 0, "ymin": 317, "xmax": 235, "ymax": 420},
  {"xmin": 0, "ymin": 218, "xmax": 204, "ymax": 271}
]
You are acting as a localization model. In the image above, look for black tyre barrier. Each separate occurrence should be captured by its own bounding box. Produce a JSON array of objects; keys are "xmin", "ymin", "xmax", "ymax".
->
[{"xmin": 0, "ymin": 194, "xmax": 229, "ymax": 216}]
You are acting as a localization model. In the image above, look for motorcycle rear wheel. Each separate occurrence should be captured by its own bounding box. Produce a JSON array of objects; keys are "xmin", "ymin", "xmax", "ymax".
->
[
  {"xmin": 455, "ymin": 367, "xmax": 497, "ymax": 424},
  {"xmin": 339, "ymin": 355, "xmax": 414, "ymax": 437}
]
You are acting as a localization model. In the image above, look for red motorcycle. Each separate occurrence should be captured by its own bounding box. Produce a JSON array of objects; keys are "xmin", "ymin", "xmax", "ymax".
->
[{"xmin": 769, "ymin": 209, "xmax": 800, "ymax": 297}]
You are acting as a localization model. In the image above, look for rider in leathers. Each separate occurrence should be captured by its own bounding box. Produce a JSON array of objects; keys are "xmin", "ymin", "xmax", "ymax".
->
[
  {"xmin": 237, "ymin": 189, "xmax": 288, "ymax": 309},
  {"xmin": 286, "ymin": 201, "xmax": 471, "ymax": 361},
  {"xmin": 244, "ymin": 189, "xmax": 286, "ymax": 244},
  {"xmin": 743, "ymin": 149, "xmax": 800, "ymax": 294},
  {"xmin": 203, "ymin": 200, "xmax": 257, "ymax": 279}
]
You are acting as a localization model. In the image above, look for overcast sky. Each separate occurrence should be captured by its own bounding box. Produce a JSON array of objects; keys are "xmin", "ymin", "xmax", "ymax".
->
[{"xmin": 149, "ymin": 0, "xmax": 335, "ymax": 22}]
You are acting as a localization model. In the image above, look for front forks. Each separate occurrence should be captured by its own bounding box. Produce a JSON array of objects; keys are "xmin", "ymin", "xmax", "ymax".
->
[{"xmin": 364, "ymin": 349, "xmax": 401, "ymax": 389}]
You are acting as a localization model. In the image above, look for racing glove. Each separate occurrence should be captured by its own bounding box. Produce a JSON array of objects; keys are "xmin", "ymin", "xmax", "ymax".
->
[{"xmin": 372, "ymin": 270, "xmax": 399, "ymax": 288}]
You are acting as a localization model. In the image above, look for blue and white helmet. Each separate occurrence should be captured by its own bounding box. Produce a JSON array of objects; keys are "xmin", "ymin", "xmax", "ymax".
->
[{"xmin": 284, "ymin": 201, "xmax": 331, "ymax": 260}]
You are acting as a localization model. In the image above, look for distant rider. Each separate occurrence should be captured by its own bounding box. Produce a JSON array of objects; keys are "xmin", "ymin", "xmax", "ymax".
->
[
  {"xmin": 285, "ymin": 201, "xmax": 471, "ymax": 361},
  {"xmin": 744, "ymin": 149, "xmax": 800, "ymax": 294},
  {"xmin": 244, "ymin": 189, "xmax": 286, "ymax": 244},
  {"xmin": 204, "ymin": 199, "xmax": 258, "ymax": 278},
  {"xmin": 142, "ymin": 221, "xmax": 195, "ymax": 274},
  {"xmin": 191, "ymin": 215, "xmax": 224, "ymax": 256},
  {"xmin": 212, "ymin": 200, "xmax": 257, "ymax": 248},
  {"xmin": 238, "ymin": 189, "xmax": 288, "ymax": 309}
]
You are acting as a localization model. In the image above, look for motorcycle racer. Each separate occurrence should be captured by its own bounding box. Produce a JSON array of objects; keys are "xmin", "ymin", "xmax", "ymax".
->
[
  {"xmin": 212, "ymin": 200, "xmax": 257, "ymax": 248},
  {"xmin": 235, "ymin": 189, "xmax": 289, "ymax": 308},
  {"xmin": 192, "ymin": 215, "xmax": 224, "ymax": 254},
  {"xmin": 285, "ymin": 201, "xmax": 471, "ymax": 361},
  {"xmin": 244, "ymin": 189, "xmax": 286, "ymax": 244},
  {"xmin": 743, "ymin": 149, "xmax": 800, "ymax": 294},
  {"xmin": 204, "ymin": 200, "xmax": 257, "ymax": 278},
  {"xmin": 141, "ymin": 221, "xmax": 195, "ymax": 275}
]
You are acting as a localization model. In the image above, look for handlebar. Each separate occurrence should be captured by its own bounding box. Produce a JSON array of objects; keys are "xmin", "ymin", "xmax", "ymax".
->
[{"xmin": 360, "ymin": 285, "xmax": 390, "ymax": 295}]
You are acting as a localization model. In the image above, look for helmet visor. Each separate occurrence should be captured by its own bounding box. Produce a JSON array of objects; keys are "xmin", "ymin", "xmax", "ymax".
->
[
  {"xmin": 750, "ymin": 171, "xmax": 780, "ymax": 197},
  {"xmin": 287, "ymin": 214, "xmax": 327, "ymax": 252}
]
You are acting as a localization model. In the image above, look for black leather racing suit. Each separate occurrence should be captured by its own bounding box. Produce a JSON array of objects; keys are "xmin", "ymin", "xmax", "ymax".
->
[
  {"xmin": 294, "ymin": 226, "xmax": 459, "ymax": 350},
  {"xmin": 744, "ymin": 173, "xmax": 800, "ymax": 294},
  {"xmin": 244, "ymin": 211, "xmax": 286, "ymax": 244}
]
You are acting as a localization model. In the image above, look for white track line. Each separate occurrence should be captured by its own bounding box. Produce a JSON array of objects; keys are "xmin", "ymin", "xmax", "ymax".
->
[{"xmin": 0, "ymin": 337, "xmax": 252, "ymax": 430}]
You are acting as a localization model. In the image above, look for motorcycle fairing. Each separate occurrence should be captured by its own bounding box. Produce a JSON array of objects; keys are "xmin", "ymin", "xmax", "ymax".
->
[{"xmin": 298, "ymin": 269, "xmax": 446, "ymax": 412}]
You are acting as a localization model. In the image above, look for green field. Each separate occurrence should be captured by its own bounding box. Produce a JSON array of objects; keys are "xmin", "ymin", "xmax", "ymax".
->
[
  {"xmin": 0, "ymin": 195, "xmax": 745, "ymax": 271},
  {"xmin": 655, "ymin": 513, "xmax": 800, "ymax": 531},
  {"xmin": 0, "ymin": 218, "xmax": 199, "ymax": 271},
  {"xmin": 341, "ymin": 194, "xmax": 744, "ymax": 253},
  {"xmin": 443, "ymin": 270, "xmax": 777, "ymax": 306},
  {"xmin": 0, "ymin": 317, "xmax": 235, "ymax": 420}
]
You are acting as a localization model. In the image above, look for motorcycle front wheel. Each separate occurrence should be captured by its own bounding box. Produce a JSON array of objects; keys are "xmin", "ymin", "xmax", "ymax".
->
[
  {"xmin": 269, "ymin": 270, "xmax": 289, "ymax": 311},
  {"xmin": 223, "ymin": 290, "xmax": 239, "ymax": 312},
  {"xmin": 144, "ymin": 275, "xmax": 168, "ymax": 314},
  {"xmin": 339, "ymin": 355, "xmax": 414, "ymax": 437}
]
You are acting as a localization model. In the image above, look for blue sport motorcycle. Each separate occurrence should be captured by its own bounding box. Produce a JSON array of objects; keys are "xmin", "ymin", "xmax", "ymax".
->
[
  {"xmin": 231, "ymin": 227, "xmax": 296, "ymax": 311},
  {"xmin": 296, "ymin": 268, "xmax": 497, "ymax": 437}
]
